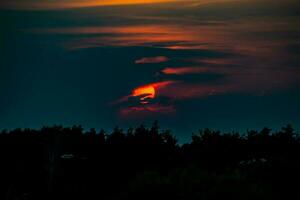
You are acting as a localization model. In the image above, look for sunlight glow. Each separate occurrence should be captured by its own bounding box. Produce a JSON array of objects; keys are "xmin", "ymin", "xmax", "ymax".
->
[{"xmin": 133, "ymin": 85, "xmax": 156, "ymax": 103}]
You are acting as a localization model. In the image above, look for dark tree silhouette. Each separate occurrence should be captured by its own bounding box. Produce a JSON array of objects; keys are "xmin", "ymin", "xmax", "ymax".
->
[{"xmin": 0, "ymin": 123, "xmax": 299, "ymax": 200}]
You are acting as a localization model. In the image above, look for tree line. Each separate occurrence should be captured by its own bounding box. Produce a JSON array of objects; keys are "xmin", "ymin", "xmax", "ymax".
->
[{"xmin": 0, "ymin": 122, "xmax": 299, "ymax": 200}]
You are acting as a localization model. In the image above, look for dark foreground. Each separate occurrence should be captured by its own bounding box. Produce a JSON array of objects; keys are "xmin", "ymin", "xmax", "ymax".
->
[{"xmin": 0, "ymin": 123, "xmax": 299, "ymax": 200}]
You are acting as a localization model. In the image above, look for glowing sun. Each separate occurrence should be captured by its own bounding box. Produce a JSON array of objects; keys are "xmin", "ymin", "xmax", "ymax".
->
[{"xmin": 132, "ymin": 85, "xmax": 156, "ymax": 104}]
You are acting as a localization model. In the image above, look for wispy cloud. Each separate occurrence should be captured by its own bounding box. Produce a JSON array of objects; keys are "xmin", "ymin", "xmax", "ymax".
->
[
  {"xmin": 113, "ymin": 81, "xmax": 177, "ymax": 105},
  {"xmin": 135, "ymin": 56, "xmax": 169, "ymax": 64},
  {"xmin": 161, "ymin": 66, "xmax": 209, "ymax": 75},
  {"xmin": 29, "ymin": 24, "xmax": 211, "ymax": 50},
  {"xmin": 155, "ymin": 82, "xmax": 237, "ymax": 99},
  {"xmin": 120, "ymin": 103, "xmax": 176, "ymax": 117}
]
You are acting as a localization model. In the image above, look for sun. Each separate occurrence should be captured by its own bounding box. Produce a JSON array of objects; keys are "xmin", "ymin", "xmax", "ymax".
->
[{"xmin": 132, "ymin": 85, "xmax": 156, "ymax": 104}]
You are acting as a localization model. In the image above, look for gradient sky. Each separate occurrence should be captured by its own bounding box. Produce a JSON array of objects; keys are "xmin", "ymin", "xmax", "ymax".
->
[
  {"xmin": 1, "ymin": 0, "xmax": 300, "ymax": 142},
  {"xmin": 1, "ymin": 0, "xmax": 191, "ymax": 9},
  {"xmin": 1, "ymin": 0, "xmax": 297, "ymax": 9}
]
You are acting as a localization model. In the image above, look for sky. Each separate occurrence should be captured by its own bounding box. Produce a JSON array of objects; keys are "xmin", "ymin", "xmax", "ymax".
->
[
  {"xmin": 0, "ymin": 0, "xmax": 237, "ymax": 9},
  {"xmin": 1, "ymin": 0, "xmax": 180, "ymax": 9},
  {"xmin": 1, "ymin": 0, "xmax": 300, "ymax": 142}
]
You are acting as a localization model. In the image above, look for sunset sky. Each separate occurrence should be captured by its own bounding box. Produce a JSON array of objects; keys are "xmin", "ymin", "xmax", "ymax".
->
[
  {"xmin": 1, "ymin": 0, "xmax": 299, "ymax": 141},
  {"xmin": 0, "ymin": 0, "xmax": 229, "ymax": 9}
]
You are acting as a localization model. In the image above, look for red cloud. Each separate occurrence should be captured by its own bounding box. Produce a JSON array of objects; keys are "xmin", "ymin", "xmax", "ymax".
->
[{"xmin": 135, "ymin": 56, "xmax": 169, "ymax": 64}]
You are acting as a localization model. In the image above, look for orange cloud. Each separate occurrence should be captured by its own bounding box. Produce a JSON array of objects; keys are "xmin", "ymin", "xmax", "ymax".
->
[
  {"xmin": 111, "ymin": 81, "xmax": 177, "ymax": 106},
  {"xmin": 131, "ymin": 81, "xmax": 176, "ymax": 104},
  {"xmin": 135, "ymin": 56, "xmax": 169, "ymax": 64},
  {"xmin": 133, "ymin": 85, "xmax": 155, "ymax": 104}
]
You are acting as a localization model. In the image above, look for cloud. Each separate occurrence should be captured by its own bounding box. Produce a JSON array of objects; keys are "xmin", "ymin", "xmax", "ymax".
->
[
  {"xmin": 1, "ymin": 0, "xmax": 182, "ymax": 10},
  {"xmin": 119, "ymin": 79, "xmax": 237, "ymax": 105},
  {"xmin": 120, "ymin": 103, "xmax": 176, "ymax": 117},
  {"xmin": 135, "ymin": 56, "xmax": 169, "ymax": 64},
  {"xmin": 20, "ymin": 0, "xmax": 300, "ymax": 116},
  {"xmin": 161, "ymin": 66, "xmax": 210, "ymax": 75},
  {"xmin": 112, "ymin": 81, "xmax": 177, "ymax": 105},
  {"xmin": 156, "ymin": 82, "xmax": 237, "ymax": 99},
  {"xmin": 29, "ymin": 24, "xmax": 213, "ymax": 50}
]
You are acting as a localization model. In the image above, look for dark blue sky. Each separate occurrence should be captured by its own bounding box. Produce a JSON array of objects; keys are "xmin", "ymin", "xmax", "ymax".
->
[{"xmin": 1, "ymin": 0, "xmax": 300, "ymax": 142}]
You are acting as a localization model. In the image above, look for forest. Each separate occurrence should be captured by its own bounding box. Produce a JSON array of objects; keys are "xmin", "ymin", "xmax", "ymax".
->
[{"xmin": 0, "ymin": 123, "xmax": 299, "ymax": 200}]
